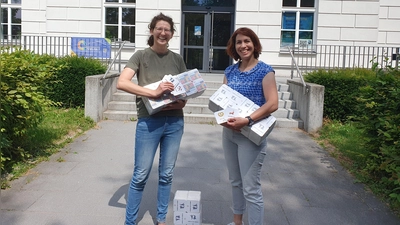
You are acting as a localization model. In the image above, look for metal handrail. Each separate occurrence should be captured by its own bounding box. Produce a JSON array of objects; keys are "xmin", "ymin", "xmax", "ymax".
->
[
  {"xmin": 101, "ymin": 41, "xmax": 126, "ymax": 85},
  {"xmin": 288, "ymin": 46, "xmax": 306, "ymax": 88}
]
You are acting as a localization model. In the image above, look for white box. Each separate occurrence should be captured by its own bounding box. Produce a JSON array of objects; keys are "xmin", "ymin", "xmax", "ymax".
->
[
  {"xmin": 214, "ymin": 108, "xmax": 240, "ymax": 124},
  {"xmin": 177, "ymin": 70, "xmax": 207, "ymax": 100},
  {"xmin": 209, "ymin": 84, "xmax": 277, "ymax": 145},
  {"xmin": 187, "ymin": 191, "xmax": 201, "ymax": 213},
  {"xmin": 173, "ymin": 190, "xmax": 190, "ymax": 213},
  {"xmin": 183, "ymin": 212, "xmax": 201, "ymax": 223},
  {"xmin": 208, "ymin": 84, "xmax": 246, "ymax": 112},
  {"xmin": 142, "ymin": 80, "xmax": 179, "ymax": 115},
  {"xmin": 237, "ymin": 98, "xmax": 256, "ymax": 117},
  {"xmin": 173, "ymin": 211, "xmax": 184, "ymax": 224},
  {"xmin": 242, "ymin": 116, "xmax": 277, "ymax": 145},
  {"xmin": 208, "ymin": 87, "xmax": 230, "ymax": 112},
  {"xmin": 163, "ymin": 74, "xmax": 186, "ymax": 96},
  {"xmin": 142, "ymin": 69, "xmax": 207, "ymax": 115}
]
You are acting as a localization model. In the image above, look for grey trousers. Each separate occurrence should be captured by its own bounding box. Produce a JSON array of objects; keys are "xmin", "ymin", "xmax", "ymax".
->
[{"xmin": 222, "ymin": 127, "xmax": 267, "ymax": 225}]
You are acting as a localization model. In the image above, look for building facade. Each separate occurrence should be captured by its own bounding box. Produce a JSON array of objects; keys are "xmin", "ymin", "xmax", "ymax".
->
[{"xmin": 1, "ymin": 0, "xmax": 400, "ymax": 74}]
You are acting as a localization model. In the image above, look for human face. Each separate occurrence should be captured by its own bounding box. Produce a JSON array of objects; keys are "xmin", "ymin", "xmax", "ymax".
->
[
  {"xmin": 151, "ymin": 20, "xmax": 173, "ymax": 47},
  {"xmin": 235, "ymin": 33, "xmax": 254, "ymax": 60}
]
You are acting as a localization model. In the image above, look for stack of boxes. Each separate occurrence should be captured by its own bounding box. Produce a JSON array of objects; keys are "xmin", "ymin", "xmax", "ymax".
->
[
  {"xmin": 173, "ymin": 190, "xmax": 202, "ymax": 225},
  {"xmin": 142, "ymin": 69, "xmax": 207, "ymax": 115},
  {"xmin": 209, "ymin": 84, "xmax": 277, "ymax": 145}
]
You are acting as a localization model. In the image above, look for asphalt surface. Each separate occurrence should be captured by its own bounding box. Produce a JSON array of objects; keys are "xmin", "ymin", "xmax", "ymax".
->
[{"xmin": 1, "ymin": 120, "xmax": 400, "ymax": 225}]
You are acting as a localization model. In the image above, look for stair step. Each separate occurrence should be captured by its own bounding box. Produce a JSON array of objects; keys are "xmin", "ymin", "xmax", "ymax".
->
[
  {"xmin": 272, "ymin": 108, "xmax": 300, "ymax": 119},
  {"xmin": 103, "ymin": 76, "xmax": 303, "ymax": 129},
  {"xmin": 279, "ymin": 99, "xmax": 296, "ymax": 109},
  {"xmin": 112, "ymin": 91, "xmax": 135, "ymax": 101},
  {"xmin": 277, "ymin": 83, "xmax": 290, "ymax": 92},
  {"xmin": 112, "ymin": 89, "xmax": 293, "ymax": 102},
  {"xmin": 105, "ymin": 103, "xmax": 299, "ymax": 119},
  {"xmin": 108, "ymin": 101, "xmax": 136, "ymax": 111},
  {"xmin": 103, "ymin": 110, "xmax": 303, "ymax": 128}
]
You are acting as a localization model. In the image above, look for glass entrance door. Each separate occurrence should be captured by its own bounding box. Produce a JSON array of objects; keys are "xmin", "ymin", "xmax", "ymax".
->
[{"xmin": 182, "ymin": 11, "xmax": 233, "ymax": 73}]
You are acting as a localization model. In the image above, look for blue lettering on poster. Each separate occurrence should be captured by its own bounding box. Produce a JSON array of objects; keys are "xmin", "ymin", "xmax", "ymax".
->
[{"xmin": 71, "ymin": 37, "xmax": 111, "ymax": 58}]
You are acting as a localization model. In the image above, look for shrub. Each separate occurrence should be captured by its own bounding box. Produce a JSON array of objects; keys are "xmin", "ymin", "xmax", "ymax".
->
[
  {"xmin": 0, "ymin": 49, "xmax": 61, "ymax": 172},
  {"xmin": 304, "ymin": 68, "xmax": 375, "ymax": 122},
  {"xmin": 356, "ymin": 72, "xmax": 400, "ymax": 205},
  {"xmin": 47, "ymin": 56, "xmax": 107, "ymax": 107}
]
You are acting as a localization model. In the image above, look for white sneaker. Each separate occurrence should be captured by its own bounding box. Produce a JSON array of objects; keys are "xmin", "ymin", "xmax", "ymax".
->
[{"xmin": 227, "ymin": 222, "xmax": 244, "ymax": 225}]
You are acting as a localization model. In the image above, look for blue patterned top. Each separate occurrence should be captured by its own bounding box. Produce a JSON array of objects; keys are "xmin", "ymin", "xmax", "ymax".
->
[{"xmin": 225, "ymin": 61, "xmax": 275, "ymax": 106}]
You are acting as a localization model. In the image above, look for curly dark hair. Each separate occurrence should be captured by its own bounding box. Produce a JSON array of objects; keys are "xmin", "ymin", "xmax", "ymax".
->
[
  {"xmin": 147, "ymin": 13, "xmax": 176, "ymax": 46},
  {"xmin": 226, "ymin": 27, "xmax": 262, "ymax": 61}
]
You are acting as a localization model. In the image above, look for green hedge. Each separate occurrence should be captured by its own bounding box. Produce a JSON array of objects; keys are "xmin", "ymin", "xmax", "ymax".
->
[
  {"xmin": 356, "ymin": 72, "xmax": 400, "ymax": 205},
  {"xmin": 48, "ymin": 55, "xmax": 107, "ymax": 107},
  {"xmin": 304, "ymin": 68, "xmax": 376, "ymax": 122}
]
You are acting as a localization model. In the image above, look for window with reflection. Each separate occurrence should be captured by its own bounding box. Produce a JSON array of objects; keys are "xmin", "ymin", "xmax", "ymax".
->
[
  {"xmin": 182, "ymin": 0, "xmax": 234, "ymax": 7},
  {"xmin": 104, "ymin": 0, "xmax": 136, "ymax": 43},
  {"xmin": 1, "ymin": 0, "xmax": 22, "ymax": 39},
  {"xmin": 281, "ymin": 0, "xmax": 315, "ymax": 48}
]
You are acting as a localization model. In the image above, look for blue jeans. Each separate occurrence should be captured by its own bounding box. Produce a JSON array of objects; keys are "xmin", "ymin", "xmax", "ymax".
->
[
  {"xmin": 125, "ymin": 116, "xmax": 184, "ymax": 225},
  {"xmin": 222, "ymin": 127, "xmax": 267, "ymax": 225}
]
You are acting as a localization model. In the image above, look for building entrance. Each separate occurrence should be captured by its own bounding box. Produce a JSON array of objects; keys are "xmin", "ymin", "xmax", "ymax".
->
[{"xmin": 181, "ymin": 5, "xmax": 235, "ymax": 73}]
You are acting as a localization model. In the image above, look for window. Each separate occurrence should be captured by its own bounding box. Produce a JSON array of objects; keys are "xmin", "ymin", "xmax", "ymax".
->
[
  {"xmin": 104, "ymin": 0, "xmax": 136, "ymax": 43},
  {"xmin": 1, "ymin": 0, "xmax": 22, "ymax": 40},
  {"xmin": 182, "ymin": 0, "xmax": 235, "ymax": 7},
  {"xmin": 281, "ymin": 0, "xmax": 315, "ymax": 48}
]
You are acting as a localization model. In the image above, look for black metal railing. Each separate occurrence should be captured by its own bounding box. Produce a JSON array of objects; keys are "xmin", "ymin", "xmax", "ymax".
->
[
  {"xmin": 0, "ymin": 35, "xmax": 126, "ymax": 71},
  {"xmin": 288, "ymin": 44, "xmax": 400, "ymax": 75}
]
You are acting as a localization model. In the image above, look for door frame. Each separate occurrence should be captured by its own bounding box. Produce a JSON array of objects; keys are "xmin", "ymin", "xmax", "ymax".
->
[{"xmin": 181, "ymin": 6, "xmax": 235, "ymax": 73}]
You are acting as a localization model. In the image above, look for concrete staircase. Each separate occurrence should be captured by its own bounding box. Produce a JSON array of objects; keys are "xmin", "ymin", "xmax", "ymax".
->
[{"xmin": 103, "ymin": 74, "xmax": 304, "ymax": 128}]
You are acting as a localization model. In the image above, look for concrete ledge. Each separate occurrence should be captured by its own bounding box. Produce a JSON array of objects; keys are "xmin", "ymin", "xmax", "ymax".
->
[
  {"xmin": 287, "ymin": 79, "xmax": 325, "ymax": 133},
  {"xmin": 85, "ymin": 73, "xmax": 119, "ymax": 122}
]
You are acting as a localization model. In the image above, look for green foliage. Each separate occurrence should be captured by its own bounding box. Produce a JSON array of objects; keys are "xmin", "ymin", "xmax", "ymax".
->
[
  {"xmin": 1, "ymin": 107, "xmax": 95, "ymax": 188},
  {"xmin": 317, "ymin": 120, "xmax": 366, "ymax": 167},
  {"xmin": 316, "ymin": 120, "xmax": 400, "ymax": 214},
  {"xmin": 308, "ymin": 60, "xmax": 400, "ymax": 210},
  {"xmin": 0, "ymin": 48, "xmax": 103, "ymax": 184},
  {"xmin": 371, "ymin": 55, "xmax": 400, "ymax": 77},
  {"xmin": 356, "ymin": 72, "xmax": 400, "ymax": 206},
  {"xmin": 304, "ymin": 68, "xmax": 375, "ymax": 122},
  {"xmin": 47, "ymin": 56, "xmax": 107, "ymax": 107},
  {"xmin": 0, "ymin": 49, "xmax": 62, "ymax": 172}
]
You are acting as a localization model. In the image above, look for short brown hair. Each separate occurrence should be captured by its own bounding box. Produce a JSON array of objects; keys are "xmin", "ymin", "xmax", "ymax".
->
[{"xmin": 226, "ymin": 27, "xmax": 262, "ymax": 61}]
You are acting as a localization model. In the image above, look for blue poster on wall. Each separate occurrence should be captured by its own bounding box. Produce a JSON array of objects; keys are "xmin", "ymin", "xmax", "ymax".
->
[
  {"xmin": 300, "ymin": 13, "xmax": 314, "ymax": 30},
  {"xmin": 282, "ymin": 12, "xmax": 296, "ymax": 30},
  {"xmin": 71, "ymin": 37, "xmax": 111, "ymax": 58}
]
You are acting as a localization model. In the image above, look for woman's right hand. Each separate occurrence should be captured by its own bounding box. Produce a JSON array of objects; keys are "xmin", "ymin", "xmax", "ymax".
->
[
  {"xmin": 154, "ymin": 81, "xmax": 175, "ymax": 97},
  {"xmin": 222, "ymin": 117, "xmax": 247, "ymax": 132}
]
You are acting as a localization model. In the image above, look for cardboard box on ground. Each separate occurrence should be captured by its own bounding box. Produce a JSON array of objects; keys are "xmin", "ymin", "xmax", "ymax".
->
[
  {"xmin": 173, "ymin": 190, "xmax": 202, "ymax": 225},
  {"xmin": 209, "ymin": 84, "xmax": 276, "ymax": 146},
  {"xmin": 141, "ymin": 69, "xmax": 207, "ymax": 115}
]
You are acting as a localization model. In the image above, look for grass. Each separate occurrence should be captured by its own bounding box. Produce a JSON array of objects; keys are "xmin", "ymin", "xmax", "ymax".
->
[
  {"xmin": 1, "ymin": 107, "xmax": 96, "ymax": 188},
  {"xmin": 314, "ymin": 119, "xmax": 400, "ymax": 216},
  {"xmin": 315, "ymin": 119, "xmax": 366, "ymax": 168}
]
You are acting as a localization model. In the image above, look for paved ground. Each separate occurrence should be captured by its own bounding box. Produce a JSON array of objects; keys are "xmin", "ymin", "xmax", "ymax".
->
[{"xmin": 1, "ymin": 120, "xmax": 400, "ymax": 225}]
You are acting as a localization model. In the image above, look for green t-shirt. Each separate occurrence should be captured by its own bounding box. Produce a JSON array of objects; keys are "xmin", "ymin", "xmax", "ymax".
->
[{"xmin": 125, "ymin": 47, "xmax": 187, "ymax": 118}]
